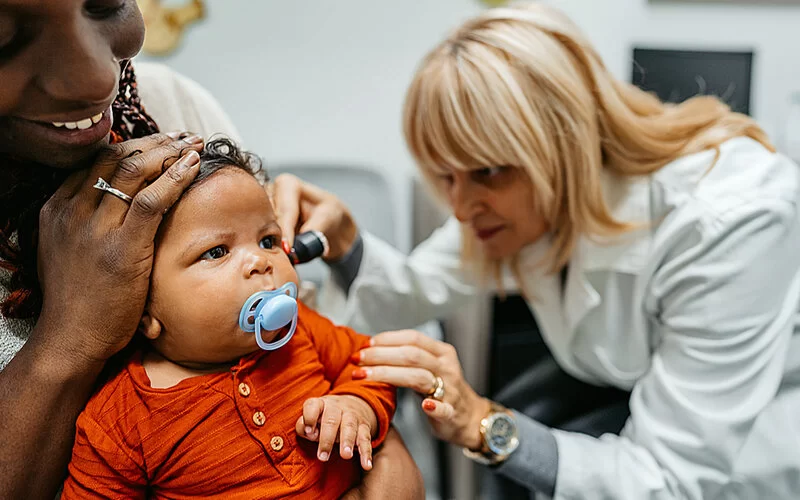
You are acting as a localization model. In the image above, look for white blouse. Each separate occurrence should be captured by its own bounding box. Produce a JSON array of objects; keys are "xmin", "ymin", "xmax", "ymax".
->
[{"xmin": 320, "ymin": 137, "xmax": 800, "ymax": 499}]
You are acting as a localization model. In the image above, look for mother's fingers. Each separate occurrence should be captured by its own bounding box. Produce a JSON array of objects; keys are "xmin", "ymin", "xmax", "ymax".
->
[
  {"xmin": 369, "ymin": 330, "xmax": 452, "ymax": 357},
  {"xmin": 121, "ymin": 151, "xmax": 201, "ymax": 239},
  {"xmin": 98, "ymin": 135, "xmax": 204, "ymax": 223},
  {"xmin": 358, "ymin": 345, "xmax": 439, "ymax": 373},
  {"xmin": 81, "ymin": 133, "xmax": 174, "ymax": 204},
  {"xmin": 354, "ymin": 365, "xmax": 437, "ymax": 394}
]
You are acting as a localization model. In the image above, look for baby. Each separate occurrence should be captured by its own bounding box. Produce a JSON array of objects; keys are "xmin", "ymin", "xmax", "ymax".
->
[{"xmin": 62, "ymin": 138, "xmax": 396, "ymax": 499}]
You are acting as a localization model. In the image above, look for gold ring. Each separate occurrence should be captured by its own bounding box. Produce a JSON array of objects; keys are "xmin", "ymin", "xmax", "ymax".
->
[{"xmin": 426, "ymin": 376, "xmax": 445, "ymax": 401}]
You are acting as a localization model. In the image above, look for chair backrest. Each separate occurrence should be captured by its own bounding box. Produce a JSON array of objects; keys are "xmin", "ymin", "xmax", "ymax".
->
[{"xmin": 270, "ymin": 164, "xmax": 396, "ymax": 285}]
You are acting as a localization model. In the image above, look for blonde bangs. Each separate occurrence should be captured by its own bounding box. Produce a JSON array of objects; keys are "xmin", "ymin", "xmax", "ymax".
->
[{"xmin": 403, "ymin": 40, "xmax": 555, "ymax": 209}]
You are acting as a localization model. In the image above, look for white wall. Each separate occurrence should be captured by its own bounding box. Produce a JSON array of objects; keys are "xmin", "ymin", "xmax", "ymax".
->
[
  {"xmin": 551, "ymin": 0, "xmax": 800, "ymax": 142},
  {"xmin": 139, "ymin": 0, "xmax": 800, "ymax": 246},
  {"xmin": 140, "ymin": 0, "xmax": 486, "ymax": 249}
]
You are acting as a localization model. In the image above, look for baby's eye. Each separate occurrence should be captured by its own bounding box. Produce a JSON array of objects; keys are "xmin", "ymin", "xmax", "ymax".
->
[
  {"xmin": 260, "ymin": 236, "xmax": 278, "ymax": 250},
  {"xmin": 200, "ymin": 246, "xmax": 228, "ymax": 260}
]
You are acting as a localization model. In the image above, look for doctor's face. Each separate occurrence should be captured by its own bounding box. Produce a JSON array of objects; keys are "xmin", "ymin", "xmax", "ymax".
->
[{"xmin": 434, "ymin": 165, "xmax": 548, "ymax": 259}]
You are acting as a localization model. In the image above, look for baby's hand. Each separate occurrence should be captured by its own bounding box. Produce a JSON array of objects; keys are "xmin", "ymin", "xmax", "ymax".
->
[{"xmin": 295, "ymin": 395, "xmax": 377, "ymax": 470}]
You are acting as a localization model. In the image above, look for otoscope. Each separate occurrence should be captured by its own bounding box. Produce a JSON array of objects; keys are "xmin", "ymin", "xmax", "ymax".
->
[{"xmin": 284, "ymin": 231, "xmax": 330, "ymax": 265}]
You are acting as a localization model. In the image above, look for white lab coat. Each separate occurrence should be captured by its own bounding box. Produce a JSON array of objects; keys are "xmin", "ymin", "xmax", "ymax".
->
[{"xmin": 319, "ymin": 137, "xmax": 800, "ymax": 499}]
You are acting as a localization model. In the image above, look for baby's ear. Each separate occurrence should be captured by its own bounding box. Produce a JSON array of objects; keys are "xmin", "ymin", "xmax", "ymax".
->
[{"xmin": 139, "ymin": 312, "xmax": 163, "ymax": 340}]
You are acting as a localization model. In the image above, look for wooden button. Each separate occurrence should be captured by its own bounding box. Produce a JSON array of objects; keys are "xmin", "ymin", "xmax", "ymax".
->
[
  {"xmin": 252, "ymin": 411, "xmax": 266, "ymax": 426},
  {"xmin": 238, "ymin": 382, "xmax": 251, "ymax": 397},
  {"xmin": 270, "ymin": 436, "xmax": 284, "ymax": 451}
]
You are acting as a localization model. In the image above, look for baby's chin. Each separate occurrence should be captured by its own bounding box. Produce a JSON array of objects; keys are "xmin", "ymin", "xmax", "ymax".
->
[{"xmin": 148, "ymin": 323, "xmax": 295, "ymax": 368}]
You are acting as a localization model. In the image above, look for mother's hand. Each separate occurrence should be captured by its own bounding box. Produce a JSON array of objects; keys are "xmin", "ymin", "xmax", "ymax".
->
[
  {"xmin": 353, "ymin": 330, "xmax": 491, "ymax": 450},
  {"xmin": 36, "ymin": 133, "xmax": 203, "ymax": 367}
]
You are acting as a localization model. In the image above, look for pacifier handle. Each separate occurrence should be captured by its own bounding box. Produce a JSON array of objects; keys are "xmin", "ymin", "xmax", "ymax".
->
[
  {"xmin": 255, "ymin": 313, "xmax": 298, "ymax": 350},
  {"xmin": 239, "ymin": 282, "xmax": 299, "ymax": 351}
]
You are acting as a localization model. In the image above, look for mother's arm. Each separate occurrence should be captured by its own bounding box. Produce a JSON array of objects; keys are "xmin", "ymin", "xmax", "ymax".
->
[
  {"xmin": 0, "ymin": 135, "xmax": 203, "ymax": 499},
  {"xmin": 0, "ymin": 328, "xmax": 106, "ymax": 499},
  {"xmin": 341, "ymin": 427, "xmax": 425, "ymax": 500}
]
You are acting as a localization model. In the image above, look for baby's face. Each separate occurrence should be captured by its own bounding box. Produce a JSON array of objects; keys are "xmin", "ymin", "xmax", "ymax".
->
[{"xmin": 145, "ymin": 168, "xmax": 298, "ymax": 365}]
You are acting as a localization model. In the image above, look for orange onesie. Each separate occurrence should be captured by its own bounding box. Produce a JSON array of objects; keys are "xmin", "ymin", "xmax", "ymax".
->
[{"xmin": 63, "ymin": 302, "xmax": 396, "ymax": 499}]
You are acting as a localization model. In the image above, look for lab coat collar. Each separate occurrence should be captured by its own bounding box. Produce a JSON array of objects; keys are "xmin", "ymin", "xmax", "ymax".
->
[
  {"xmin": 566, "ymin": 172, "xmax": 652, "ymax": 333},
  {"xmin": 517, "ymin": 171, "xmax": 653, "ymax": 353}
]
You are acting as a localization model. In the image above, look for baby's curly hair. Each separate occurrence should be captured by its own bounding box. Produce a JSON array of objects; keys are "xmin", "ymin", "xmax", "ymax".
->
[{"xmin": 190, "ymin": 137, "xmax": 266, "ymax": 194}]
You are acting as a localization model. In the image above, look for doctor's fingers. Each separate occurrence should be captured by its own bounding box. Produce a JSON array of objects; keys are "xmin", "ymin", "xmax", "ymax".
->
[
  {"xmin": 356, "ymin": 345, "xmax": 440, "ymax": 373},
  {"xmin": 353, "ymin": 365, "xmax": 445, "ymax": 396},
  {"xmin": 421, "ymin": 398, "xmax": 456, "ymax": 423},
  {"xmin": 271, "ymin": 173, "xmax": 329, "ymax": 246},
  {"xmin": 369, "ymin": 329, "xmax": 452, "ymax": 358}
]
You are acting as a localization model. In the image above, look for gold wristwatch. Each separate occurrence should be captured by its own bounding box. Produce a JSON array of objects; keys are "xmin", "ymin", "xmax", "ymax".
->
[{"xmin": 462, "ymin": 402, "xmax": 519, "ymax": 465}]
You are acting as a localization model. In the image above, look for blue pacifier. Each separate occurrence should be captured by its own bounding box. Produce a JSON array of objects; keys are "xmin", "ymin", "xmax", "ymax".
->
[{"xmin": 238, "ymin": 282, "xmax": 299, "ymax": 351}]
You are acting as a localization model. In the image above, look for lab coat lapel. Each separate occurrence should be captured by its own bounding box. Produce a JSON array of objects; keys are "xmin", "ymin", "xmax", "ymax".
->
[{"xmin": 564, "ymin": 174, "xmax": 652, "ymax": 329}]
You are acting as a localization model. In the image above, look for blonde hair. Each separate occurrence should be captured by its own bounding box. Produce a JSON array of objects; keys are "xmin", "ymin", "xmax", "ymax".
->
[{"xmin": 403, "ymin": 1, "xmax": 772, "ymax": 281}]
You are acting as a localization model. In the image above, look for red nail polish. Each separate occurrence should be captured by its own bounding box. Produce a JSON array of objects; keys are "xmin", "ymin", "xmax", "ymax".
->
[
  {"xmin": 350, "ymin": 352, "xmax": 361, "ymax": 364},
  {"xmin": 352, "ymin": 368, "xmax": 368, "ymax": 380},
  {"xmin": 422, "ymin": 400, "xmax": 436, "ymax": 411},
  {"xmin": 282, "ymin": 239, "xmax": 292, "ymax": 255}
]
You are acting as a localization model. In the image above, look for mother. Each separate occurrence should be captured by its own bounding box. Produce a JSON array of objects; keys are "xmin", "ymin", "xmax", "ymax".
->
[
  {"xmin": 275, "ymin": 3, "xmax": 800, "ymax": 499},
  {"xmin": 0, "ymin": 1, "xmax": 420, "ymax": 498}
]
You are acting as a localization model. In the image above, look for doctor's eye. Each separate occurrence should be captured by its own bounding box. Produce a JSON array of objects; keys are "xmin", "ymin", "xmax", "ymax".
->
[
  {"xmin": 200, "ymin": 246, "xmax": 228, "ymax": 260},
  {"xmin": 473, "ymin": 166, "xmax": 508, "ymax": 180}
]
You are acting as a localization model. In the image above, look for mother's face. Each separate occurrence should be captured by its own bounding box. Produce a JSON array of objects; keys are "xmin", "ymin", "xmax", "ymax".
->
[{"xmin": 0, "ymin": 0, "xmax": 145, "ymax": 169}]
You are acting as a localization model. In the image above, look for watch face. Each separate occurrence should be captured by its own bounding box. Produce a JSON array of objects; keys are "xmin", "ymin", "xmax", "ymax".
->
[{"xmin": 486, "ymin": 413, "xmax": 517, "ymax": 455}]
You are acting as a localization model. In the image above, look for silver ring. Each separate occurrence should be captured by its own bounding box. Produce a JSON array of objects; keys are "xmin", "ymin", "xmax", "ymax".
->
[
  {"xmin": 427, "ymin": 376, "xmax": 445, "ymax": 401},
  {"xmin": 93, "ymin": 177, "xmax": 133, "ymax": 204}
]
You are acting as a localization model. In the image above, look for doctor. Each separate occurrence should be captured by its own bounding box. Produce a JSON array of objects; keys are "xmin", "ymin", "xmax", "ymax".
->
[{"xmin": 274, "ymin": 3, "xmax": 800, "ymax": 499}]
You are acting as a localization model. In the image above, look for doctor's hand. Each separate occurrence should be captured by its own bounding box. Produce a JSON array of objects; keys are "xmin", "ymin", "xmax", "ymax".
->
[
  {"xmin": 352, "ymin": 330, "xmax": 492, "ymax": 450},
  {"xmin": 270, "ymin": 173, "xmax": 358, "ymax": 261}
]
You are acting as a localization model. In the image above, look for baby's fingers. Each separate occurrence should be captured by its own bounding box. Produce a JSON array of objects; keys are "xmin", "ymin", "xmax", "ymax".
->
[
  {"xmin": 338, "ymin": 412, "xmax": 359, "ymax": 460},
  {"xmin": 357, "ymin": 423, "xmax": 373, "ymax": 470},
  {"xmin": 302, "ymin": 398, "xmax": 325, "ymax": 440},
  {"xmin": 295, "ymin": 415, "xmax": 317, "ymax": 441},
  {"xmin": 317, "ymin": 404, "xmax": 343, "ymax": 462}
]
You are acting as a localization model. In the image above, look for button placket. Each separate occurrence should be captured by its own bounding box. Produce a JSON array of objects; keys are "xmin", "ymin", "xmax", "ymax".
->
[{"xmin": 233, "ymin": 371, "xmax": 291, "ymax": 472}]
